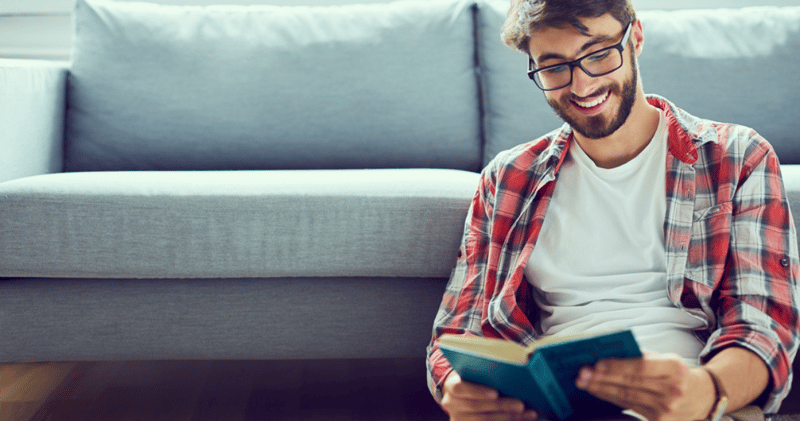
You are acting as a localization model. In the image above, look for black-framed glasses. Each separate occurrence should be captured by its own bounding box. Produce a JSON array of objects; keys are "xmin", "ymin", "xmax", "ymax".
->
[{"xmin": 527, "ymin": 22, "xmax": 632, "ymax": 91}]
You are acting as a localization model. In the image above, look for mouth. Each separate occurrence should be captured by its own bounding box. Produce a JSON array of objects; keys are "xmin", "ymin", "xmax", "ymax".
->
[{"xmin": 571, "ymin": 90, "xmax": 611, "ymax": 116}]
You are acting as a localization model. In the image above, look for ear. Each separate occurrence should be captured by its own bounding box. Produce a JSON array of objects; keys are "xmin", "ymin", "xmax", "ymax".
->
[{"xmin": 632, "ymin": 19, "xmax": 644, "ymax": 57}]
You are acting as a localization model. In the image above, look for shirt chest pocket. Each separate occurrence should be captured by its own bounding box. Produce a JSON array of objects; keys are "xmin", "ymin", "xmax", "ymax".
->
[{"xmin": 684, "ymin": 202, "xmax": 733, "ymax": 288}]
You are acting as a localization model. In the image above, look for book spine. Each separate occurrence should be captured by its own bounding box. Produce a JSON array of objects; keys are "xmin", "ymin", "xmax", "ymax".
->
[{"xmin": 529, "ymin": 353, "xmax": 572, "ymax": 420}]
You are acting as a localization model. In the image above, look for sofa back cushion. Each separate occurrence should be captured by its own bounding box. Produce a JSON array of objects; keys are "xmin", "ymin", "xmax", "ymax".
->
[
  {"xmin": 637, "ymin": 7, "xmax": 800, "ymax": 164},
  {"xmin": 64, "ymin": 0, "xmax": 481, "ymax": 172},
  {"xmin": 475, "ymin": 0, "xmax": 566, "ymax": 166},
  {"xmin": 477, "ymin": 3, "xmax": 800, "ymax": 165}
]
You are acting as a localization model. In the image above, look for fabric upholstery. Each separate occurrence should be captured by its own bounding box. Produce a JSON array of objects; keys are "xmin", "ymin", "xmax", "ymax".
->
[
  {"xmin": 0, "ymin": 169, "xmax": 479, "ymax": 279},
  {"xmin": 0, "ymin": 276, "xmax": 447, "ymax": 362},
  {"xmin": 0, "ymin": 59, "xmax": 66, "ymax": 183},
  {"xmin": 637, "ymin": 7, "xmax": 800, "ymax": 164},
  {"xmin": 477, "ymin": 3, "xmax": 800, "ymax": 165},
  {"xmin": 64, "ymin": 0, "xmax": 481, "ymax": 172},
  {"xmin": 474, "ymin": 0, "xmax": 566, "ymax": 167},
  {"xmin": 4, "ymin": 1, "xmax": 800, "ymax": 373}
]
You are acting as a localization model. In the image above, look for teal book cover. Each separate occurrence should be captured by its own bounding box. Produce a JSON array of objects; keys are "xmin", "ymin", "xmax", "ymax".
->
[{"xmin": 439, "ymin": 330, "xmax": 641, "ymax": 421}]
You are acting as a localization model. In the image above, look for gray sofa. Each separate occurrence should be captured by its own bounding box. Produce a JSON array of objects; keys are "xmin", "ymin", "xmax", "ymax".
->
[{"xmin": 1, "ymin": 0, "xmax": 799, "ymax": 414}]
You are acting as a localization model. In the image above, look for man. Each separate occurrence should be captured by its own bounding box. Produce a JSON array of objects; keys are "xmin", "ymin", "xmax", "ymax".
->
[{"xmin": 426, "ymin": 1, "xmax": 800, "ymax": 420}]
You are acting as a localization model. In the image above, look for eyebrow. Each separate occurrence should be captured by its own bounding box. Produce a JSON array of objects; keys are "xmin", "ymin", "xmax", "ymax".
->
[{"xmin": 534, "ymin": 33, "xmax": 618, "ymax": 65}]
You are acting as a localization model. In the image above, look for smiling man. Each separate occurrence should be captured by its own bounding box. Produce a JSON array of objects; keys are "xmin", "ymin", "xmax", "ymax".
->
[{"xmin": 426, "ymin": 1, "xmax": 800, "ymax": 421}]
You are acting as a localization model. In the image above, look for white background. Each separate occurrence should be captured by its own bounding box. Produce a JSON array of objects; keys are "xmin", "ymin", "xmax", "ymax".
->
[{"xmin": 2, "ymin": 0, "xmax": 800, "ymax": 61}]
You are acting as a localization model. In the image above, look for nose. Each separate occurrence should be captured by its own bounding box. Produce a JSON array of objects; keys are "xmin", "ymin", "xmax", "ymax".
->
[{"xmin": 569, "ymin": 65, "xmax": 601, "ymax": 98}]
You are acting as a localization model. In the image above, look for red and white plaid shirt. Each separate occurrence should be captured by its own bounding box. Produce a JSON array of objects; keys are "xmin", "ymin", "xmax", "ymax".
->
[{"xmin": 427, "ymin": 95, "xmax": 800, "ymax": 413}]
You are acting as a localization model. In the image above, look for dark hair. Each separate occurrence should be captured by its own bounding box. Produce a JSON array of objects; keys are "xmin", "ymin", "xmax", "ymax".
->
[{"xmin": 501, "ymin": 0, "xmax": 636, "ymax": 54}]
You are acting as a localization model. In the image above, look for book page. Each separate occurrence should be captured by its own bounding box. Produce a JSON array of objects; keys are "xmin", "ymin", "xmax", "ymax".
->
[{"xmin": 439, "ymin": 335, "xmax": 529, "ymax": 364}]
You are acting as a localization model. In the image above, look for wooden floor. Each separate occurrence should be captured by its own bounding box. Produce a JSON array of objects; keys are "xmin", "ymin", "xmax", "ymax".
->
[
  {"xmin": 4, "ymin": 359, "xmax": 798, "ymax": 421},
  {"xmin": 0, "ymin": 358, "xmax": 447, "ymax": 421}
]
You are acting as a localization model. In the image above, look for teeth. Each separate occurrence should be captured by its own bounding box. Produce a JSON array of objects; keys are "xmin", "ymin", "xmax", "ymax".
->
[{"xmin": 575, "ymin": 91, "xmax": 609, "ymax": 108}]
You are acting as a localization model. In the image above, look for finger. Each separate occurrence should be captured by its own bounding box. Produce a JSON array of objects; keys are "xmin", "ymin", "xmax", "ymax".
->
[
  {"xmin": 442, "ymin": 373, "xmax": 537, "ymax": 420},
  {"xmin": 583, "ymin": 379, "xmax": 661, "ymax": 407},
  {"xmin": 594, "ymin": 354, "xmax": 688, "ymax": 380},
  {"xmin": 586, "ymin": 364, "xmax": 687, "ymax": 400},
  {"xmin": 579, "ymin": 365, "xmax": 683, "ymax": 399},
  {"xmin": 445, "ymin": 373, "xmax": 500, "ymax": 400},
  {"xmin": 451, "ymin": 381, "xmax": 500, "ymax": 400},
  {"xmin": 587, "ymin": 367, "xmax": 672, "ymax": 393},
  {"xmin": 579, "ymin": 375, "xmax": 680, "ymax": 420}
]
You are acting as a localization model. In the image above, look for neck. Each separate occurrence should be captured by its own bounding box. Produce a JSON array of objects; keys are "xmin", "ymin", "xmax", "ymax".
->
[{"xmin": 573, "ymin": 92, "xmax": 660, "ymax": 169}]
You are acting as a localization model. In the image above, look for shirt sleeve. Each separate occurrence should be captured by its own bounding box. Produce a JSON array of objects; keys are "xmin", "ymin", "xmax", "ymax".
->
[
  {"xmin": 698, "ymin": 136, "xmax": 800, "ymax": 414},
  {"xmin": 425, "ymin": 162, "xmax": 497, "ymax": 402}
]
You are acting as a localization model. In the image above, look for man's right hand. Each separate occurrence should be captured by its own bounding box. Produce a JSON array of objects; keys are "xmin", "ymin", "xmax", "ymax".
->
[{"xmin": 440, "ymin": 371, "xmax": 538, "ymax": 421}]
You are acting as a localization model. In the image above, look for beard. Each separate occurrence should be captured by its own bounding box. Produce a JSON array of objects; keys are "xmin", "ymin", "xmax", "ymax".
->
[{"xmin": 547, "ymin": 58, "xmax": 638, "ymax": 140}]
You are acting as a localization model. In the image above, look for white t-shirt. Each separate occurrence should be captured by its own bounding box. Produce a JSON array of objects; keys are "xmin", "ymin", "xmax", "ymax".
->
[{"xmin": 524, "ymin": 111, "xmax": 705, "ymax": 364}]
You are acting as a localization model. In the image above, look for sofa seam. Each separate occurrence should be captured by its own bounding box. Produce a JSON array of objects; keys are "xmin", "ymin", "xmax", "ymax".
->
[{"xmin": 471, "ymin": 1, "xmax": 488, "ymax": 173}]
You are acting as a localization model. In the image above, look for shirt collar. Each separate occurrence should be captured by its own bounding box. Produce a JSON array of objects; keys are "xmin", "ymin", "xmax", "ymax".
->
[{"xmin": 646, "ymin": 94, "xmax": 721, "ymax": 165}]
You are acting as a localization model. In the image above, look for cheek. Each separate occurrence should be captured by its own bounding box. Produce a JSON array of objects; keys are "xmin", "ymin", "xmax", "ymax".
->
[
  {"xmin": 545, "ymin": 90, "xmax": 569, "ymax": 107},
  {"xmin": 545, "ymin": 94, "xmax": 563, "ymax": 112}
]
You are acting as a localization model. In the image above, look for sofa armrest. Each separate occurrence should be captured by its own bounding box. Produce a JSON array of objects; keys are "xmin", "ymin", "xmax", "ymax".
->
[{"xmin": 0, "ymin": 59, "xmax": 67, "ymax": 183}]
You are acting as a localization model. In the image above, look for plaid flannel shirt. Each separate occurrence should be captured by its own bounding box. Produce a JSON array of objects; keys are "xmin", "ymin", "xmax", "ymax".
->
[{"xmin": 426, "ymin": 95, "xmax": 800, "ymax": 413}]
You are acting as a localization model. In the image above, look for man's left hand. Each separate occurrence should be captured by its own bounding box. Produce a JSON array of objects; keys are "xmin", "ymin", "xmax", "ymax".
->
[{"xmin": 575, "ymin": 351, "xmax": 716, "ymax": 421}]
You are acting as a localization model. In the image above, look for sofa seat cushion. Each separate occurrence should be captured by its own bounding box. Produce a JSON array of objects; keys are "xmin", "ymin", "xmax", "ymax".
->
[
  {"xmin": 0, "ymin": 169, "xmax": 479, "ymax": 279},
  {"xmin": 64, "ymin": 0, "xmax": 481, "ymax": 172}
]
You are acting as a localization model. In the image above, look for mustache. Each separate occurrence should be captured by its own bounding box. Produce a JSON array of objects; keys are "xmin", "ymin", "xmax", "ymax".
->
[{"xmin": 569, "ymin": 86, "xmax": 614, "ymax": 103}]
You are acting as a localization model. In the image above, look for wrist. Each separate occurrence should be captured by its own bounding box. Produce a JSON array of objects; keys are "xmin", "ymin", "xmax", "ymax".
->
[
  {"xmin": 690, "ymin": 366, "xmax": 718, "ymax": 420},
  {"xmin": 701, "ymin": 366, "xmax": 729, "ymax": 421}
]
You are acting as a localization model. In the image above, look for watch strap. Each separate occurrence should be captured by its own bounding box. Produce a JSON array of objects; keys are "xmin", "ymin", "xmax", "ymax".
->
[{"xmin": 703, "ymin": 367, "xmax": 729, "ymax": 421}]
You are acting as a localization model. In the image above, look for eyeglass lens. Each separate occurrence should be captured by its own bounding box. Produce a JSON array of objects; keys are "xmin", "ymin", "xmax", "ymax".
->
[{"xmin": 534, "ymin": 48, "xmax": 623, "ymax": 91}]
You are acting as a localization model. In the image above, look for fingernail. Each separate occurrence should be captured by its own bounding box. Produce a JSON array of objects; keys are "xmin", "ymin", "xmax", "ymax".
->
[
  {"xmin": 596, "ymin": 361, "xmax": 608, "ymax": 373},
  {"xmin": 576, "ymin": 367, "xmax": 592, "ymax": 388},
  {"xmin": 523, "ymin": 410, "xmax": 538, "ymax": 420}
]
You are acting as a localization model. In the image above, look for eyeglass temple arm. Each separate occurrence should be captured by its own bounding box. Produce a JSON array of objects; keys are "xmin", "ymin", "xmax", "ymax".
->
[{"xmin": 526, "ymin": 21, "xmax": 633, "ymax": 74}]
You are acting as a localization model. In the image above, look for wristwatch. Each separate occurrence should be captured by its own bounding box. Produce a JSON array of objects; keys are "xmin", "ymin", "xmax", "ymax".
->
[{"xmin": 703, "ymin": 367, "xmax": 729, "ymax": 421}]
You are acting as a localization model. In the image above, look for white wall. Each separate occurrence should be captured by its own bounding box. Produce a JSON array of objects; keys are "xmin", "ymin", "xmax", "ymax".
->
[
  {"xmin": 2, "ymin": 0, "xmax": 800, "ymax": 61},
  {"xmin": 3, "ymin": 0, "xmax": 800, "ymax": 13}
]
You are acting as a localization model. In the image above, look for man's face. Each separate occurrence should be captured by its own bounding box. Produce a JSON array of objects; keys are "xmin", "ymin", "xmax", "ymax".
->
[{"xmin": 528, "ymin": 15, "xmax": 639, "ymax": 140}]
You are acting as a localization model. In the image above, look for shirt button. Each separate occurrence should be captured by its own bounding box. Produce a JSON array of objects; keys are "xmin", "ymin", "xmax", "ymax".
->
[{"xmin": 780, "ymin": 256, "xmax": 790, "ymax": 268}]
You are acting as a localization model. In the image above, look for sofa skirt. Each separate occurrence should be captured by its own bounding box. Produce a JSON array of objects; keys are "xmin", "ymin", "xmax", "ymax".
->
[{"xmin": 0, "ymin": 276, "xmax": 448, "ymax": 363}]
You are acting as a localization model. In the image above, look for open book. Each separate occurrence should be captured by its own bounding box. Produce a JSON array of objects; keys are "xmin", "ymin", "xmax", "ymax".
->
[{"xmin": 439, "ymin": 330, "xmax": 641, "ymax": 421}]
